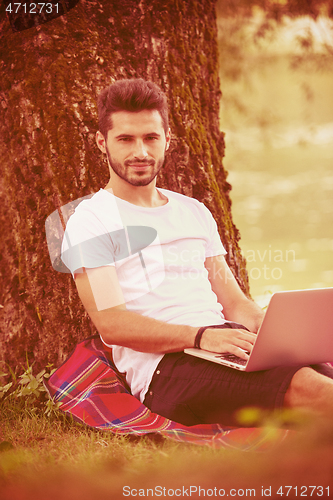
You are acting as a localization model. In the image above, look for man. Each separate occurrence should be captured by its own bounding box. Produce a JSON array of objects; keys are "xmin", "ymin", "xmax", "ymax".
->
[{"xmin": 61, "ymin": 78, "xmax": 333, "ymax": 427}]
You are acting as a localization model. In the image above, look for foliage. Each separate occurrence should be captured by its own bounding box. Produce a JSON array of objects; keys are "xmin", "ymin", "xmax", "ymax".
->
[
  {"xmin": 0, "ymin": 362, "xmax": 61, "ymax": 418},
  {"xmin": 216, "ymin": 0, "xmax": 333, "ymax": 146},
  {"xmin": 217, "ymin": 0, "xmax": 333, "ymax": 20},
  {"xmin": 216, "ymin": 0, "xmax": 333, "ymax": 77}
]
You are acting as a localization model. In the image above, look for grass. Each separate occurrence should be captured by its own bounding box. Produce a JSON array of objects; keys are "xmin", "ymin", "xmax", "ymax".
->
[{"xmin": 1, "ymin": 373, "xmax": 333, "ymax": 500}]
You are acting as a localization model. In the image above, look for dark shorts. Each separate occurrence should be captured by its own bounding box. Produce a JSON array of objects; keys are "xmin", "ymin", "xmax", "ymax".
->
[{"xmin": 143, "ymin": 322, "xmax": 333, "ymax": 426}]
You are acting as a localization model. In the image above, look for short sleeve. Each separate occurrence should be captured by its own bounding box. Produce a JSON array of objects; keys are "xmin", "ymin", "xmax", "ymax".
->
[
  {"xmin": 61, "ymin": 209, "xmax": 116, "ymax": 277},
  {"xmin": 199, "ymin": 202, "xmax": 227, "ymax": 258}
]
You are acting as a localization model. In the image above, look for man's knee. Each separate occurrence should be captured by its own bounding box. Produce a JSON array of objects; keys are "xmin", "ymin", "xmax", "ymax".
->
[{"xmin": 284, "ymin": 366, "xmax": 333, "ymax": 412}]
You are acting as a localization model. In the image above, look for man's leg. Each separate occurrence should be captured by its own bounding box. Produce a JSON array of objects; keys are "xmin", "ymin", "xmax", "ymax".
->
[
  {"xmin": 144, "ymin": 352, "xmax": 302, "ymax": 426},
  {"xmin": 284, "ymin": 366, "xmax": 333, "ymax": 417},
  {"xmin": 144, "ymin": 353, "xmax": 333, "ymax": 427}
]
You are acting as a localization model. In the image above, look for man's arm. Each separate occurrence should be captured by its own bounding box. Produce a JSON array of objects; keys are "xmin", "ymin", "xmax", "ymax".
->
[
  {"xmin": 74, "ymin": 265, "xmax": 257, "ymax": 359},
  {"xmin": 204, "ymin": 254, "xmax": 265, "ymax": 334},
  {"xmin": 75, "ymin": 266, "xmax": 197, "ymax": 353}
]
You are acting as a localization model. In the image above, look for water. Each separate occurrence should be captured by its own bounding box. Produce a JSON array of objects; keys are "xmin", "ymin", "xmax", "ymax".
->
[
  {"xmin": 224, "ymin": 142, "xmax": 333, "ymax": 303},
  {"xmin": 217, "ymin": 13, "xmax": 333, "ymax": 303}
]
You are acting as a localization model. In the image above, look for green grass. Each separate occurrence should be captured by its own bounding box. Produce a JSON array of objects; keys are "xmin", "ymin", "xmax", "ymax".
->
[{"xmin": 1, "ymin": 386, "xmax": 333, "ymax": 500}]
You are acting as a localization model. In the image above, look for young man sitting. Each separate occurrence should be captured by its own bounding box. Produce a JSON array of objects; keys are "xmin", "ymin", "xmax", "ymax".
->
[{"xmin": 61, "ymin": 78, "xmax": 333, "ymax": 427}]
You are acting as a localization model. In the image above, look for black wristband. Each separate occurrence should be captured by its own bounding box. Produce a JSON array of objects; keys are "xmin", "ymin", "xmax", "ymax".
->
[{"xmin": 194, "ymin": 326, "xmax": 209, "ymax": 349}]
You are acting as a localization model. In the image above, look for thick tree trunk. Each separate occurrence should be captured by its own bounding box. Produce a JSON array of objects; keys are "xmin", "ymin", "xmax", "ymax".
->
[{"xmin": 0, "ymin": 0, "xmax": 249, "ymax": 372}]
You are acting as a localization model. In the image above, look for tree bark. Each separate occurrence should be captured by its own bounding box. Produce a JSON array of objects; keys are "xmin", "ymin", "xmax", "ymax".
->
[{"xmin": 0, "ymin": 0, "xmax": 249, "ymax": 373}]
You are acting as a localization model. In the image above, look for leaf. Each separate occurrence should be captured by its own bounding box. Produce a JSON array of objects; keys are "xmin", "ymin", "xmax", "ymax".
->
[
  {"xmin": 30, "ymin": 379, "xmax": 39, "ymax": 391},
  {"xmin": 43, "ymin": 368, "xmax": 57, "ymax": 379},
  {"xmin": 36, "ymin": 369, "xmax": 46, "ymax": 379},
  {"xmin": 19, "ymin": 377, "xmax": 33, "ymax": 386},
  {"xmin": 0, "ymin": 382, "xmax": 13, "ymax": 392},
  {"xmin": 0, "ymin": 382, "xmax": 13, "ymax": 398}
]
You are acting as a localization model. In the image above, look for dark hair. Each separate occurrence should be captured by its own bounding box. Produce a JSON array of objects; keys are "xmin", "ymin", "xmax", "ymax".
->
[{"xmin": 97, "ymin": 78, "xmax": 169, "ymax": 138}]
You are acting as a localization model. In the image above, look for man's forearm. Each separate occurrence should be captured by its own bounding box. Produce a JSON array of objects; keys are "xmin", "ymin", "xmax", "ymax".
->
[
  {"xmin": 223, "ymin": 297, "xmax": 265, "ymax": 333},
  {"xmin": 93, "ymin": 307, "xmax": 257, "ymax": 360},
  {"xmin": 91, "ymin": 307, "xmax": 198, "ymax": 353},
  {"xmin": 76, "ymin": 268, "xmax": 199, "ymax": 353},
  {"xmin": 75, "ymin": 267, "xmax": 257, "ymax": 357}
]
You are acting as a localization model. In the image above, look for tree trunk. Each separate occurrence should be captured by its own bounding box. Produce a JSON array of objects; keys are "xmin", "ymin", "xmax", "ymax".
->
[{"xmin": 0, "ymin": 0, "xmax": 249, "ymax": 373}]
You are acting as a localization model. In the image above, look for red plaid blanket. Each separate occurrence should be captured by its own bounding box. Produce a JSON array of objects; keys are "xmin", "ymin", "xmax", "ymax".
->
[{"xmin": 44, "ymin": 336, "xmax": 288, "ymax": 450}]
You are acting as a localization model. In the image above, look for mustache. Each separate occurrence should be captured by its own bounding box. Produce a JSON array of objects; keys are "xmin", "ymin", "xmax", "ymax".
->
[{"xmin": 125, "ymin": 159, "xmax": 155, "ymax": 166}]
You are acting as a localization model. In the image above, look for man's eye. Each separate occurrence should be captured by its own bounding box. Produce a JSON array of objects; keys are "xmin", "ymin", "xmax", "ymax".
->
[{"xmin": 146, "ymin": 136, "xmax": 158, "ymax": 141}]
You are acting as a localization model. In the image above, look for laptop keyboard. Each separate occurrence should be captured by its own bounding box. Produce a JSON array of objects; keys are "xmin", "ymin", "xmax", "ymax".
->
[{"xmin": 214, "ymin": 354, "xmax": 248, "ymax": 366}]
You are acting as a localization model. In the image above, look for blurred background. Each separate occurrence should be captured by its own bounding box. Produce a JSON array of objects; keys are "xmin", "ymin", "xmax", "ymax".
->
[{"xmin": 216, "ymin": 7, "xmax": 333, "ymax": 303}]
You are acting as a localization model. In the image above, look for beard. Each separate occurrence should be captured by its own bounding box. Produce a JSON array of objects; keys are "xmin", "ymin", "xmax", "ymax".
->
[{"xmin": 105, "ymin": 147, "xmax": 165, "ymax": 187}]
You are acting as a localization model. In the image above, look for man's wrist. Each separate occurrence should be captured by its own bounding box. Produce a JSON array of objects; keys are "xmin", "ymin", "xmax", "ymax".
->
[
  {"xmin": 194, "ymin": 326, "xmax": 209, "ymax": 349},
  {"xmin": 194, "ymin": 327, "xmax": 204, "ymax": 349}
]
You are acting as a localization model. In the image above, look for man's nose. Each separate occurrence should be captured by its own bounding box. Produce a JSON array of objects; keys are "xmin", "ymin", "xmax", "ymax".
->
[{"xmin": 133, "ymin": 140, "xmax": 148, "ymax": 159}]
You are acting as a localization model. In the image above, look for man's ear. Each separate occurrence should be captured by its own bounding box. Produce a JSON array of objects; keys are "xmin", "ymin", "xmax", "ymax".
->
[
  {"xmin": 96, "ymin": 130, "xmax": 107, "ymax": 154},
  {"xmin": 165, "ymin": 128, "xmax": 171, "ymax": 150}
]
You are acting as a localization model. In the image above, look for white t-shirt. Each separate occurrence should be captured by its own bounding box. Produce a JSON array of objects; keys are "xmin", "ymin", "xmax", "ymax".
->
[{"xmin": 61, "ymin": 188, "xmax": 227, "ymax": 402}]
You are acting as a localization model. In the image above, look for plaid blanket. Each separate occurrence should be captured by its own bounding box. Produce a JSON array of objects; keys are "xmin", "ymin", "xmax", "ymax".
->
[{"xmin": 44, "ymin": 336, "xmax": 288, "ymax": 450}]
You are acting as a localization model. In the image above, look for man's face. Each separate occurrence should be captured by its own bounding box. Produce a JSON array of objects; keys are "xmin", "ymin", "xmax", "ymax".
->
[{"xmin": 97, "ymin": 109, "xmax": 170, "ymax": 187}]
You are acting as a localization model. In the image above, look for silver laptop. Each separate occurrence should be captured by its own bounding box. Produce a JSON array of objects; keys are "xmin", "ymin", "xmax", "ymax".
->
[{"xmin": 184, "ymin": 288, "xmax": 333, "ymax": 371}]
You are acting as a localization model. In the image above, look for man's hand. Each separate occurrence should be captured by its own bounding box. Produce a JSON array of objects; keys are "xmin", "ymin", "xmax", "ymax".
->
[{"xmin": 200, "ymin": 328, "xmax": 257, "ymax": 360}]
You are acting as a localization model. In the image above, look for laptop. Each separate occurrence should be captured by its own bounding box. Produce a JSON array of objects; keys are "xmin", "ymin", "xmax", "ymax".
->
[{"xmin": 184, "ymin": 288, "xmax": 333, "ymax": 371}]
